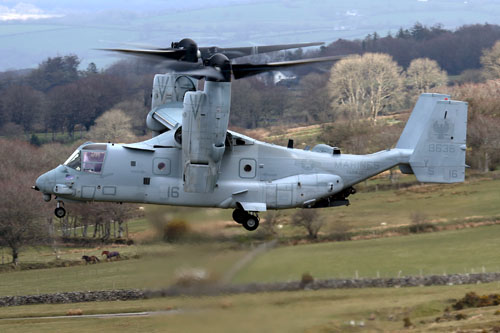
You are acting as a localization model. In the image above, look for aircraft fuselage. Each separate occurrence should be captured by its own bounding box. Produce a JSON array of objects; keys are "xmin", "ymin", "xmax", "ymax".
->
[{"xmin": 36, "ymin": 135, "xmax": 410, "ymax": 211}]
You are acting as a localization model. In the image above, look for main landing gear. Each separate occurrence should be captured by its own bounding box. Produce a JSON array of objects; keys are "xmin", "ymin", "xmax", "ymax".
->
[
  {"xmin": 54, "ymin": 201, "xmax": 66, "ymax": 218},
  {"xmin": 232, "ymin": 209, "xmax": 260, "ymax": 231}
]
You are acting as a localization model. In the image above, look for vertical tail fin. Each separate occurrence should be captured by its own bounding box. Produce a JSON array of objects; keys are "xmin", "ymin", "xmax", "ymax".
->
[
  {"xmin": 396, "ymin": 93, "xmax": 451, "ymax": 150},
  {"xmin": 408, "ymin": 99, "xmax": 468, "ymax": 183}
]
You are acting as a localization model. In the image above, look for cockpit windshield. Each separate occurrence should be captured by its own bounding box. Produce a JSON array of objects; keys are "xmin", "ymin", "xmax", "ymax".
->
[
  {"xmin": 63, "ymin": 144, "xmax": 107, "ymax": 173},
  {"xmin": 64, "ymin": 150, "xmax": 81, "ymax": 171}
]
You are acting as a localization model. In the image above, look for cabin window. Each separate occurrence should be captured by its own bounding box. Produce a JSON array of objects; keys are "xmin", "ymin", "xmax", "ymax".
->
[
  {"xmin": 239, "ymin": 158, "xmax": 256, "ymax": 178},
  {"xmin": 82, "ymin": 151, "xmax": 106, "ymax": 174},
  {"xmin": 153, "ymin": 158, "xmax": 171, "ymax": 175}
]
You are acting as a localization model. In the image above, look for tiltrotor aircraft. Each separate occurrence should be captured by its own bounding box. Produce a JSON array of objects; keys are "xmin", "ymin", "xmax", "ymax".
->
[{"xmin": 34, "ymin": 38, "xmax": 468, "ymax": 231}]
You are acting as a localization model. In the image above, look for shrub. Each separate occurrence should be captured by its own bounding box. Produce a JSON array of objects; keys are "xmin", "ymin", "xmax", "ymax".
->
[
  {"xmin": 328, "ymin": 221, "xmax": 352, "ymax": 241},
  {"xmin": 409, "ymin": 211, "xmax": 436, "ymax": 233},
  {"xmin": 403, "ymin": 317, "xmax": 413, "ymax": 328},
  {"xmin": 300, "ymin": 272, "xmax": 314, "ymax": 288},
  {"xmin": 163, "ymin": 219, "xmax": 190, "ymax": 242},
  {"xmin": 292, "ymin": 209, "xmax": 323, "ymax": 239},
  {"xmin": 453, "ymin": 292, "xmax": 500, "ymax": 310},
  {"xmin": 258, "ymin": 211, "xmax": 281, "ymax": 237}
]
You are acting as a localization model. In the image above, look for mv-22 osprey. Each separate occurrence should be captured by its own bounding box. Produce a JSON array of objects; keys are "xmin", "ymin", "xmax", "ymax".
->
[{"xmin": 34, "ymin": 39, "xmax": 468, "ymax": 231}]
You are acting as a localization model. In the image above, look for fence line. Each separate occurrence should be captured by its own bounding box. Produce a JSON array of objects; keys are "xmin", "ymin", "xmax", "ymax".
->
[{"xmin": 3, "ymin": 272, "xmax": 500, "ymax": 307}]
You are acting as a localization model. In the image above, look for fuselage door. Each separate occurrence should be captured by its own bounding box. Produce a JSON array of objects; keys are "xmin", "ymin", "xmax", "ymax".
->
[
  {"xmin": 277, "ymin": 183, "xmax": 293, "ymax": 207},
  {"xmin": 265, "ymin": 184, "xmax": 277, "ymax": 208},
  {"xmin": 81, "ymin": 186, "xmax": 96, "ymax": 199}
]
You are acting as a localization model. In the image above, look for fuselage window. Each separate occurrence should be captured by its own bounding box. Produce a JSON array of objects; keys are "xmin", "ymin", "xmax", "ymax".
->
[
  {"xmin": 64, "ymin": 150, "xmax": 81, "ymax": 171},
  {"xmin": 82, "ymin": 151, "xmax": 106, "ymax": 174}
]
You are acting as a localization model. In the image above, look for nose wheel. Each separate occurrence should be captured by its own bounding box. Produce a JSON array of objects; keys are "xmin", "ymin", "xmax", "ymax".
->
[
  {"xmin": 54, "ymin": 202, "xmax": 66, "ymax": 218},
  {"xmin": 232, "ymin": 209, "xmax": 259, "ymax": 231}
]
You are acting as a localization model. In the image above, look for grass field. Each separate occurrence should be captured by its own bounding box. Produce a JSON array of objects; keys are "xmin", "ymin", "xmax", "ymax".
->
[
  {"xmin": 2, "ymin": 282, "xmax": 500, "ymax": 332},
  {"xmin": 0, "ymin": 169, "xmax": 498, "ymax": 332},
  {"xmin": 2, "ymin": 222, "xmax": 500, "ymax": 298},
  {"xmin": 234, "ymin": 224, "xmax": 500, "ymax": 283},
  {"xmin": 0, "ymin": 172, "xmax": 498, "ymax": 295},
  {"xmin": 0, "ymin": 244, "xmax": 246, "ymax": 296},
  {"xmin": 322, "ymin": 176, "xmax": 500, "ymax": 230}
]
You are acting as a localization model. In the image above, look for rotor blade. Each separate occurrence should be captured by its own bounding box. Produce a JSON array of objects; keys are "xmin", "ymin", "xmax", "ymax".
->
[
  {"xmin": 231, "ymin": 55, "xmax": 346, "ymax": 80},
  {"xmin": 199, "ymin": 42, "xmax": 324, "ymax": 59},
  {"xmin": 97, "ymin": 48, "xmax": 186, "ymax": 61}
]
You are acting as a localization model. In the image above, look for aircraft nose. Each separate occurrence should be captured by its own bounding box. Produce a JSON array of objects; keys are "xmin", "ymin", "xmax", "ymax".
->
[{"xmin": 36, "ymin": 170, "xmax": 56, "ymax": 193}]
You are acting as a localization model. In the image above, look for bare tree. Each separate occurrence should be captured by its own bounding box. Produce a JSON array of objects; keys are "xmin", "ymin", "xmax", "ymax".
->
[
  {"xmin": 86, "ymin": 108, "xmax": 137, "ymax": 143},
  {"xmin": 0, "ymin": 171, "xmax": 50, "ymax": 264},
  {"xmin": 328, "ymin": 53, "xmax": 404, "ymax": 122},
  {"xmin": 450, "ymin": 80, "xmax": 500, "ymax": 171},
  {"xmin": 108, "ymin": 203, "xmax": 140, "ymax": 239},
  {"xmin": 259, "ymin": 211, "xmax": 282, "ymax": 237},
  {"xmin": 0, "ymin": 85, "xmax": 44, "ymax": 131},
  {"xmin": 467, "ymin": 113, "xmax": 500, "ymax": 171},
  {"xmin": 292, "ymin": 209, "xmax": 323, "ymax": 239},
  {"xmin": 481, "ymin": 40, "xmax": 500, "ymax": 80},
  {"xmin": 112, "ymin": 99, "xmax": 149, "ymax": 136},
  {"xmin": 291, "ymin": 73, "xmax": 333, "ymax": 123},
  {"xmin": 406, "ymin": 58, "xmax": 448, "ymax": 97}
]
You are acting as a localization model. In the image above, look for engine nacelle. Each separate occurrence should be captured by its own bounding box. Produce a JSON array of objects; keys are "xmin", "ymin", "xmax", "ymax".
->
[{"xmin": 182, "ymin": 81, "xmax": 231, "ymax": 192}]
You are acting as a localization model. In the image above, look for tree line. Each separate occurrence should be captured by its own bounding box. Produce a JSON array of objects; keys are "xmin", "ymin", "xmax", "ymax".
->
[
  {"xmin": 0, "ymin": 55, "xmax": 155, "ymax": 141},
  {"xmin": 318, "ymin": 22, "xmax": 500, "ymax": 76},
  {"xmin": 1, "ymin": 23, "xmax": 500, "ymax": 139}
]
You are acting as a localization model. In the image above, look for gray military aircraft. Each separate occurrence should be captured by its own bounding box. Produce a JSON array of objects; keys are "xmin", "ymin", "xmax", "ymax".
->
[{"xmin": 34, "ymin": 39, "xmax": 468, "ymax": 231}]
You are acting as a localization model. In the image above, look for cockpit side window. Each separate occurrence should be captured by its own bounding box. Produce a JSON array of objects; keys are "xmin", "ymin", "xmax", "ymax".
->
[
  {"xmin": 82, "ymin": 151, "xmax": 106, "ymax": 174},
  {"xmin": 64, "ymin": 150, "xmax": 81, "ymax": 171}
]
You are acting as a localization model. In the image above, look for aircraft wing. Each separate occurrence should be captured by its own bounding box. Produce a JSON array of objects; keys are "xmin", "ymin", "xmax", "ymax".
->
[
  {"xmin": 148, "ymin": 101, "xmax": 256, "ymax": 146},
  {"xmin": 149, "ymin": 102, "xmax": 184, "ymax": 130},
  {"xmin": 199, "ymin": 42, "xmax": 324, "ymax": 59}
]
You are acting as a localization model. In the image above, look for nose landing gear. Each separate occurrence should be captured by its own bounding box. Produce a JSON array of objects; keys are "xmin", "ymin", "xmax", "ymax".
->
[
  {"xmin": 54, "ymin": 201, "xmax": 66, "ymax": 218},
  {"xmin": 232, "ymin": 209, "xmax": 259, "ymax": 231}
]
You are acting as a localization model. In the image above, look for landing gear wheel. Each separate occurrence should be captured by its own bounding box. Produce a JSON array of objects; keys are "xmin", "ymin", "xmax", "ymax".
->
[
  {"xmin": 242, "ymin": 215, "xmax": 259, "ymax": 231},
  {"xmin": 232, "ymin": 209, "xmax": 247, "ymax": 224},
  {"xmin": 54, "ymin": 207, "xmax": 66, "ymax": 218}
]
